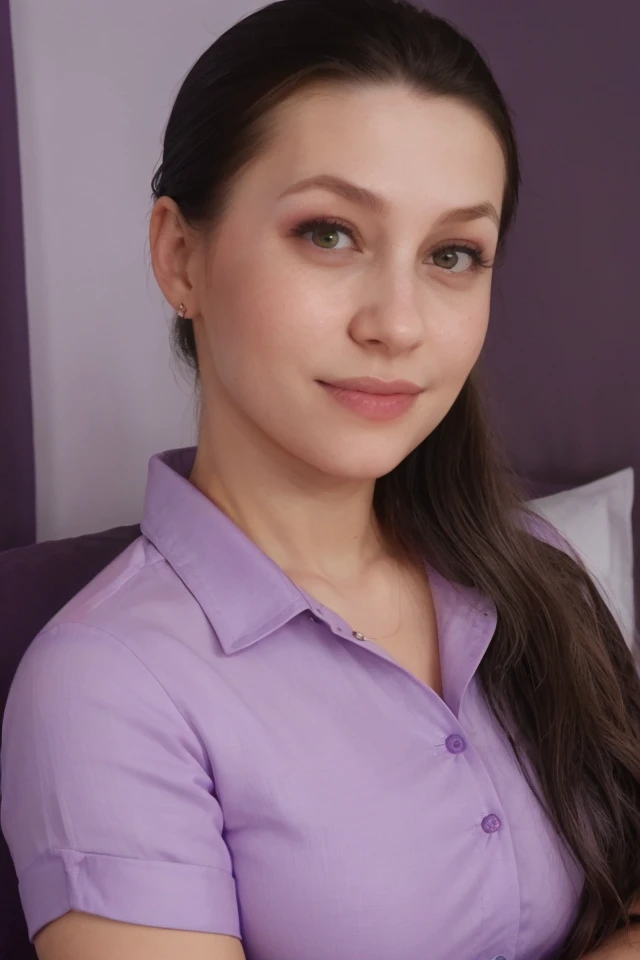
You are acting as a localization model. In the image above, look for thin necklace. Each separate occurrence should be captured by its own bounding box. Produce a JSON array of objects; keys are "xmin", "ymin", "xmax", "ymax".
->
[{"xmin": 352, "ymin": 561, "xmax": 403, "ymax": 643}]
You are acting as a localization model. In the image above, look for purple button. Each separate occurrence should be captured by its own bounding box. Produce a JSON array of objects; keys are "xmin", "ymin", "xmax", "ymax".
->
[
  {"xmin": 445, "ymin": 734, "xmax": 466, "ymax": 754},
  {"xmin": 481, "ymin": 814, "xmax": 502, "ymax": 834}
]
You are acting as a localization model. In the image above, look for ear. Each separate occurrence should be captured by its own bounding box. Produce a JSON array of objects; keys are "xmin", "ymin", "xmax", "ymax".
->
[{"xmin": 149, "ymin": 196, "xmax": 201, "ymax": 318}]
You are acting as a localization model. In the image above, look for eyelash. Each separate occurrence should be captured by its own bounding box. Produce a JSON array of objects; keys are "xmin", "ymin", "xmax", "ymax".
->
[{"xmin": 290, "ymin": 216, "xmax": 494, "ymax": 273}]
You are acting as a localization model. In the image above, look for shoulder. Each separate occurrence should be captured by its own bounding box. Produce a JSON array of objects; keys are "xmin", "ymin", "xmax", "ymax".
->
[
  {"xmin": 37, "ymin": 533, "xmax": 214, "ymax": 671},
  {"xmin": 2, "ymin": 533, "xmax": 222, "ymax": 778},
  {"xmin": 44, "ymin": 534, "xmax": 177, "ymax": 629}
]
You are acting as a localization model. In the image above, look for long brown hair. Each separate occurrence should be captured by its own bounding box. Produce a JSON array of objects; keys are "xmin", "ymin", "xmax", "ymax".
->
[{"xmin": 150, "ymin": 1, "xmax": 640, "ymax": 954}]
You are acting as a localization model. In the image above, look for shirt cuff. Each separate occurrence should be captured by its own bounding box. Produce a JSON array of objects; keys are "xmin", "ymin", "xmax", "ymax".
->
[{"xmin": 19, "ymin": 848, "xmax": 241, "ymax": 943}]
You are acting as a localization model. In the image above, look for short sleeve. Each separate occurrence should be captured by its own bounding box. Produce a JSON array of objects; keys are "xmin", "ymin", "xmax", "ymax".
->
[{"xmin": 0, "ymin": 622, "xmax": 241, "ymax": 943}]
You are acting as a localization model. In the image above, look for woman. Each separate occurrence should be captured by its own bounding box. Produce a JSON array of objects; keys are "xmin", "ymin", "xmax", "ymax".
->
[{"xmin": 2, "ymin": 1, "xmax": 640, "ymax": 958}]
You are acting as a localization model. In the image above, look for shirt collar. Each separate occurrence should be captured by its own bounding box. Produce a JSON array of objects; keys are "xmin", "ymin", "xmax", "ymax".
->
[
  {"xmin": 428, "ymin": 566, "xmax": 497, "ymax": 716},
  {"xmin": 140, "ymin": 446, "xmax": 311, "ymax": 655},
  {"xmin": 140, "ymin": 447, "xmax": 497, "ymax": 693}
]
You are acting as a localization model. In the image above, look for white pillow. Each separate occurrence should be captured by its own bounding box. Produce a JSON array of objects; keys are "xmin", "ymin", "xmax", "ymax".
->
[{"xmin": 528, "ymin": 468, "xmax": 636, "ymax": 648}]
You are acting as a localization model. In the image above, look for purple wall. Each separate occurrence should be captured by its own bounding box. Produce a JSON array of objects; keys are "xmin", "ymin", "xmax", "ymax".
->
[
  {"xmin": 422, "ymin": 0, "xmax": 640, "ymax": 609},
  {"xmin": 0, "ymin": 0, "xmax": 35, "ymax": 550}
]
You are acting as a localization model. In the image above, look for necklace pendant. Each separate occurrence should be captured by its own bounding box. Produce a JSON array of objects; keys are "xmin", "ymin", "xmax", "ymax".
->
[{"xmin": 352, "ymin": 631, "xmax": 367, "ymax": 641}]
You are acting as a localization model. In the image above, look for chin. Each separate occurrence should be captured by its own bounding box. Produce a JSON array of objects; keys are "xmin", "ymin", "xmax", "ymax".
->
[{"xmin": 303, "ymin": 440, "xmax": 416, "ymax": 482}]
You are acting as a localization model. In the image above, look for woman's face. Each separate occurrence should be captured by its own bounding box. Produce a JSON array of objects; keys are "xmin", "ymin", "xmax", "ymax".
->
[{"xmin": 191, "ymin": 83, "xmax": 505, "ymax": 480}]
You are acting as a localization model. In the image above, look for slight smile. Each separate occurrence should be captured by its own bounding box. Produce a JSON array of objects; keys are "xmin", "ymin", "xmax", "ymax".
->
[{"xmin": 318, "ymin": 377, "xmax": 424, "ymax": 422}]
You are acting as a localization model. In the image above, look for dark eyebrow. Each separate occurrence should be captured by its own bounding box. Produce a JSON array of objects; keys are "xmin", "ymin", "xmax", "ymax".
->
[{"xmin": 278, "ymin": 174, "xmax": 500, "ymax": 230}]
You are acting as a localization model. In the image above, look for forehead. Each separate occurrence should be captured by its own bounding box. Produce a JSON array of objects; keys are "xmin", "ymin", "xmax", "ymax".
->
[{"xmin": 249, "ymin": 82, "xmax": 506, "ymax": 217}]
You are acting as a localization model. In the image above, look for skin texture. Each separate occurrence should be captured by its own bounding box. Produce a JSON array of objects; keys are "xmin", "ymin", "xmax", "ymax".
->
[
  {"xmin": 581, "ymin": 926, "xmax": 640, "ymax": 959},
  {"xmin": 155, "ymin": 82, "xmax": 504, "ymax": 590},
  {"xmin": 34, "ymin": 912, "xmax": 246, "ymax": 960},
  {"xmin": 40, "ymin": 82, "xmax": 638, "ymax": 959}
]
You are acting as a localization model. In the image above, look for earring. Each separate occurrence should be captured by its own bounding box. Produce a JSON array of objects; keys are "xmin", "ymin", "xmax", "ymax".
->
[{"xmin": 177, "ymin": 302, "xmax": 187, "ymax": 319}]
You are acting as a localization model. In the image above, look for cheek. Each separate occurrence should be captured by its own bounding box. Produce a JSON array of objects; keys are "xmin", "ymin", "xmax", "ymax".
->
[
  {"xmin": 202, "ymin": 285, "xmax": 327, "ymax": 416},
  {"xmin": 464, "ymin": 311, "xmax": 490, "ymax": 363},
  {"xmin": 432, "ymin": 307, "xmax": 490, "ymax": 378},
  {"xmin": 209, "ymin": 291, "xmax": 339, "ymax": 390},
  {"xmin": 203, "ymin": 263, "xmax": 288, "ymax": 369}
]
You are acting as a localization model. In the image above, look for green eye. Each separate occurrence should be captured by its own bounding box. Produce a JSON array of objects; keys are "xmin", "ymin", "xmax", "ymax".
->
[
  {"xmin": 293, "ymin": 217, "xmax": 356, "ymax": 250},
  {"xmin": 291, "ymin": 217, "xmax": 493, "ymax": 274}
]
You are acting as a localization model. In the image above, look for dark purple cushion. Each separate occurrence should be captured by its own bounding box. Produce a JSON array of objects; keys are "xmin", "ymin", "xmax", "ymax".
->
[{"xmin": 0, "ymin": 524, "xmax": 141, "ymax": 958}]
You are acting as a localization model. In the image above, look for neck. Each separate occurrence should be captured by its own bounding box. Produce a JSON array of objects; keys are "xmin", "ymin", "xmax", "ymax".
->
[{"xmin": 190, "ymin": 406, "xmax": 389, "ymax": 586}]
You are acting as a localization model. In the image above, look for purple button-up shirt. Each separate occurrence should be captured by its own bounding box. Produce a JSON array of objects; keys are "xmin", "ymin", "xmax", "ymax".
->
[{"xmin": 1, "ymin": 446, "xmax": 583, "ymax": 960}]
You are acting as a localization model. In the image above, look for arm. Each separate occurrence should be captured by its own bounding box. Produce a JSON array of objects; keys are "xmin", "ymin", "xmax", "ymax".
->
[
  {"xmin": 0, "ymin": 624, "xmax": 243, "ymax": 954},
  {"xmin": 579, "ymin": 898, "xmax": 640, "ymax": 958},
  {"xmin": 35, "ymin": 911, "xmax": 247, "ymax": 960},
  {"xmin": 580, "ymin": 925, "xmax": 640, "ymax": 958}
]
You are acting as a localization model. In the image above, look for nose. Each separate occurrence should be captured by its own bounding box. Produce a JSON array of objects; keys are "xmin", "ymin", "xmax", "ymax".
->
[{"xmin": 347, "ymin": 268, "xmax": 426, "ymax": 357}]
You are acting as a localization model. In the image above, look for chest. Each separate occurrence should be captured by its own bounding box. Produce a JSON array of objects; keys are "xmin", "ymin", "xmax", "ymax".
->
[
  {"xmin": 206, "ymin": 649, "xmax": 582, "ymax": 960},
  {"xmin": 185, "ymin": 563, "xmax": 582, "ymax": 960}
]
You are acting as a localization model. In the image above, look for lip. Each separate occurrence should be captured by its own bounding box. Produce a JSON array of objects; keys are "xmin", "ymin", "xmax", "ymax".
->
[
  {"xmin": 318, "ymin": 377, "xmax": 424, "ymax": 422},
  {"xmin": 320, "ymin": 377, "xmax": 424, "ymax": 395}
]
